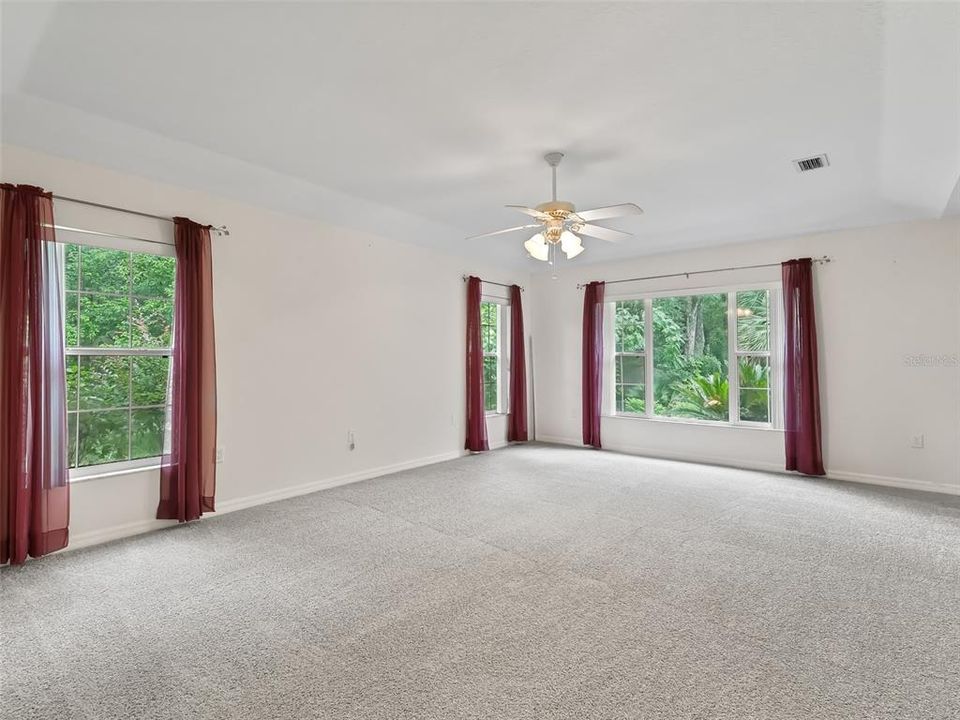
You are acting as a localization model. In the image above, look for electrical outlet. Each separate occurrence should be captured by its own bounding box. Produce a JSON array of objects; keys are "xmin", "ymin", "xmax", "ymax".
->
[
  {"xmin": 347, "ymin": 430, "xmax": 356, "ymax": 451},
  {"xmin": 910, "ymin": 434, "xmax": 925, "ymax": 449},
  {"xmin": 215, "ymin": 447, "xmax": 224, "ymax": 463}
]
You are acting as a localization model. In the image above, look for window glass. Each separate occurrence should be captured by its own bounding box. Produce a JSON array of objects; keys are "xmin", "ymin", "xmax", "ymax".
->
[
  {"xmin": 736, "ymin": 290, "xmax": 769, "ymax": 351},
  {"xmin": 480, "ymin": 301, "xmax": 500, "ymax": 413},
  {"xmin": 614, "ymin": 301, "xmax": 645, "ymax": 414},
  {"xmin": 736, "ymin": 290, "xmax": 771, "ymax": 422},
  {"xmin": 615, "ymin": 300, "xmax": 644, "ymax": 353},
  {"xmin": 738, "ymin": 357, "xmax": 770, "ymax": 423},
  {"xmin": 652, "ymin": 294, "xmax": 729, "ymax": 421}
]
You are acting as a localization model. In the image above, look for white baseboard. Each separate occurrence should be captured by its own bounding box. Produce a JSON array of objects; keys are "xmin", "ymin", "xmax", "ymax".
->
[
  {"xmin": 536, "ymin": 434, "xmax": 785, "ymax": 474},
  {"xmin": 214, "ymin": 450, "xmax": 463, "ymax": 515},
  {"xmin": 535, "ymin": 434, "xmax": 960, "ymax": 497},
  {"xmin": 67, "ymin": 449, "xmax": 465, "ymax": 552},
  {"xmin": 68, "ymin": 518, "xmax": 177, "ymax": 552},
  {"xmin": 825, "ymin": 469, "xmax": 960, "ymax": 496}
]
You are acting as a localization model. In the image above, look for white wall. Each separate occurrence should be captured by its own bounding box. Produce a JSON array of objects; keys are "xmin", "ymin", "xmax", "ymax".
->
[
  {"xmin": 530, "ymin": 217, "xmax": 960, "ymax": 495},
  {"xmin": 1, "ymin": 145, "xmax": 531, "ymax": 548},
  {"xmin": 4, "ymin": 144, "xmax": 957, "ymax": 556}
]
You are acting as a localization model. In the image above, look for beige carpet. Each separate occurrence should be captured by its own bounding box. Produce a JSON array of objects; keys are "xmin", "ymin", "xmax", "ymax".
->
[{"xmin": 2, "ymin": 444, "xmax": 959, "ymax": 719}]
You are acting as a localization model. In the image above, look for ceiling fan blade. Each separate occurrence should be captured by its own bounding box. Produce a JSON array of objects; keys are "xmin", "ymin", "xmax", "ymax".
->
[
  {"xmin": 575, "ymin": 203, "xmax": 644, "ymax": 222},
  {"xmin": 575, "ymin": 223, "xmax": 632, "ymax": 243},
  {"xmin": 465, "ymin": 224, "xmax": 541, "ymax": 241},
  {"xmin": 505, "ymin": 205, "xmax": 550, "ymax": 220}
]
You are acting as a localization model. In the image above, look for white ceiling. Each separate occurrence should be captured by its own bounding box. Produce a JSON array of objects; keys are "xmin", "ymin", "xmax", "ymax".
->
[{"xmin": 2, "ymin": 1, "xmax": 959, "ymax": 269}]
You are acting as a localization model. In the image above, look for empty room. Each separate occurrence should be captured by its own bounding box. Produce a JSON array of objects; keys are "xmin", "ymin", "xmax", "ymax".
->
[{"xmin": 2, "ymin": 1, "xmax": 959, "ymax": 718}]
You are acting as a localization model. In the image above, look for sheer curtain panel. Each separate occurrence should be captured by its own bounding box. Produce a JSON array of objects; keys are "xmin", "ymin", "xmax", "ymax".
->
[
  {"xmin": 581, "ymin": 281, "xmax": 605, "ymax": 448},
  {"xmin": 464, "ymin": 276, "xmax": 489, "ymax": 452},
  {"xmin": 782, "ymin": 258, "xmax": 825, "ymax": 476},
  {"xmin": 507, "ymin": 284, "xmax": 528, "ymax": 442},
  {"xmin": 158, "ymin": 218, "xmax": 218, "ymax": 521},
  {"xmin": 0, "ymin": 184, "xmax": 70, "ymax": 564}
]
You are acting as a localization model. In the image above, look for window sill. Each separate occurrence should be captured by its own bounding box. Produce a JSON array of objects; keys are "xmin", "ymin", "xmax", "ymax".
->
[
  {"xmin": 69, "ymin": 459, "xmax": 162, "ymax": 483},
  {"xmin": 603, "ymin": 414, "xmax": 782, "ymax": 432},
  {"xmin": 485, "ymin": 412, "xmax": 507, "ymax": 418}
]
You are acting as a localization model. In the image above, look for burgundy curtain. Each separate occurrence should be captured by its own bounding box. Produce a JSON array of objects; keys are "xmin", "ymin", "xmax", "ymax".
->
[
  {"xmin": 582, "ymin": 281, "xmax": 605, "ymax": 448},
  {"xmin": 507, "ymin": 284, "xmax": 528, "ymax": 442},
  {"xmin": 782, "ymin": 259, "xmax": 825, "ymax": 476},
  {"xmin": 464, "ymin": 276, "xmax": 488, "ymax": 452},
  {"xmin": 0, "ymin": 184, "xmax": 70, "ymax": 564},
  {"xmin": 158, "ymin": 218, "xmax": 217, "ymax": 521}
]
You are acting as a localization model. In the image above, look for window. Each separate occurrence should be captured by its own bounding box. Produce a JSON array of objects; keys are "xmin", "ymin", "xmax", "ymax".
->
[
  {"xmin": 735, "ymin": 290, "xmax": 771, "ymax": 423},
  {"xmin": 63, "ymin": 243, "xmax": 175, "ymax": 470},
  {"xmin": 610, "ymin": 286, "xmax": 778, "ymax": 426},
  {"xmin": 480, "ymin": 301, "xmax": 501, "ymax": 413},
  {"xmin": 614, "ymin": 300, "xmax": 645, "ymax": 414}
]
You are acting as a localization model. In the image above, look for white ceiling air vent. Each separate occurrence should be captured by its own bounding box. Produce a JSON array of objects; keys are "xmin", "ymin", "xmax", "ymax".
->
[{"xmin": 792, "ymin": 154, "xmax": 830, "ymax": 173}]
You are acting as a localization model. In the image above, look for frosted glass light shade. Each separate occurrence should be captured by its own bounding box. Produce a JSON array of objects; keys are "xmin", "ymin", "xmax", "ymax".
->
[
  {"xmin": 524, "ymin": 233, "xmax": 549, "ymax": 261},
  {"xmin": 560, "ymin": 231, "xmax": 584, "ymax": 259}
]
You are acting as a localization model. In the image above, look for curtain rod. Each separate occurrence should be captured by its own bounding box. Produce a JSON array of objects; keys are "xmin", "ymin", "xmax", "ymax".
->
[
  {"xmin": 46, "ymin": 224, "xmax": 173, "ymax": 248},
  {"xmin": 462, "ymin": 275, "xmax": 524, "ymax": 292},
  {"xmin": 576, "ymin": 256, "xmax": 831, "ymax": 289},
  {"xmin": 53, "ymin": 194, "xmax": 230, "ymax": 236}
]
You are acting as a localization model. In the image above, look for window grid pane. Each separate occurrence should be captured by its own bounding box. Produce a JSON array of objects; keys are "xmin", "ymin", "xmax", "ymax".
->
[
  {"xmin": 483, "ymin": 355, "xmax": 498, "ymax": 412},
  {"xmin": 737, "ymin": 354, "xmax": 771, "ymax": 423},
  {"xmin": 77, "ymin": 409, "xmax": 130, "ymax": 468},
  {"xmin": 616, "ymin": 382, "xmax": 645, "ymax": 414},
  {"xmin": 78, "ymin": 356, "xmax": 131, "ymax": 410},
  {"xmin": 615, "ymin": 300, "xmax": 644, "ymax": 353},
  {"xmin": 131, "ymin": 407, "xmax": 167, "ymax": 460},
  {"xmin": 736, "ymin": 289, "xmax": 769, "ymax": 352},
  {"xmin": 614, "ymin": 351, "xmax": 645, "ymax": 415}
]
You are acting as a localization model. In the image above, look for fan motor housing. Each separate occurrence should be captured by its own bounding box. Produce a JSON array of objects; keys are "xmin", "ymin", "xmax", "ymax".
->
[
  {"xmin": 536, "ymin": 201, "xmax": 576, "ymax": 243},
  {"xmin": 535, "ymin": 200, "xmax": 576, "ymax": 217}
]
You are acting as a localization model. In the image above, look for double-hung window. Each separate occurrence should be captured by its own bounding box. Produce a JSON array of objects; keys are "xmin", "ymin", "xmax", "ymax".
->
[
  {"xmin": 480, "ymin": 300, "xmax": 507, "ymax": 414},
  {"xmin": 609, "ymin": 285, "xmax": 779, "ymax": 427},
  {"xmin": 63, "ymin": 242, "xmax": 175, "ymax": 474},
  {"xmin": 732, "ymin": 290, "xmax": 773, "ymax": 424},
  {"xmin": 613, "ymin": 300, "xmax": 646, "ymax": 414}
]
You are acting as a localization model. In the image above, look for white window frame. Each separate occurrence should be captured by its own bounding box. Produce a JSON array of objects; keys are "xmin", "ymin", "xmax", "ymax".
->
[
  {"xmin": 606, "ymin": 282, "xmax": 782, "ymax": 429},
  {"xmin": 481, "ymin": 297, "xmax": 510, "ymax": 416},
  {"xmin": 70, "ymin": 456, "xmax": 163, "ymax": 483},
  {"xmin": 61, "ymin": 236, "xmax": 176, "ymax": 480}
]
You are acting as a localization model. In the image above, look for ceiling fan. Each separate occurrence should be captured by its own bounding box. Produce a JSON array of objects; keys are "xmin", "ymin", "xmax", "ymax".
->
[{"xmin": 467, "ymin": 152, "xmax": 643, "ymax": 262}]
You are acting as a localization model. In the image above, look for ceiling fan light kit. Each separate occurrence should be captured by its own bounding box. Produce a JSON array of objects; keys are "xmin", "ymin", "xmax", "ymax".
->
[
  {"xmin": 560, "ymin": 230, "xmax": 584, "ymax": 259},
  {"xmin": 467, "ymin": 152, "xmax": 643, "ymax": 263},
  {"xmin": 523, "ymin": 233, "xmax": 550, "ymax": 261}
]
